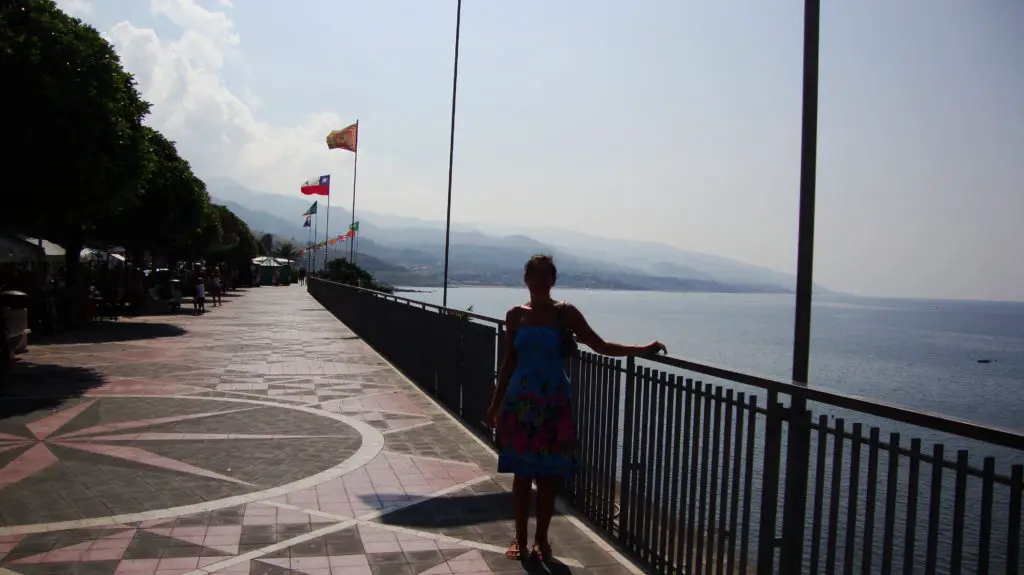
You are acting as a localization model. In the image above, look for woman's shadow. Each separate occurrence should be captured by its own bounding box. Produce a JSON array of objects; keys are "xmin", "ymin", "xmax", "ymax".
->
[{"xmin": 520, "ymin": 554, "xmax": 573, "ymax": 574}]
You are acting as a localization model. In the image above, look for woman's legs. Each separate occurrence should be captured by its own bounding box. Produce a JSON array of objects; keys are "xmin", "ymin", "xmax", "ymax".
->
[
  {"xmin": 534, "ymin": 478, "xmax": 557, "ymax": 558},
  {"xmin": 506, "ymin": 474, "xmax": 532, "ymax": 559}
]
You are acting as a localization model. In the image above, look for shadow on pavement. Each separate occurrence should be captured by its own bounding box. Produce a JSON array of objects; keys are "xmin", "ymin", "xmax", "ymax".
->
[
  {"xmin": 370, "ymin": 492, "xmax": 572, "ymax": 574},
  {"xmin": 0, "ymin": 362, "xmax": 106, "ymax": 419},
  {"xmin": 33, "ymin": 322, "xmax": 186, "ymax": 345}
]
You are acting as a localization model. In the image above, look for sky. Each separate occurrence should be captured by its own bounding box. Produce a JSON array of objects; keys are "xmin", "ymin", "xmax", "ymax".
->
[{"xmin": 57, "ymin": 0, "xmax": 1024, "ymax": 301}]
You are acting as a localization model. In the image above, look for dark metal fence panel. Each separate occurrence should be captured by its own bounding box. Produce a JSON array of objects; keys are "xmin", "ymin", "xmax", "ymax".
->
[
  {"xmin": 307, "ymin": 278, "xmax": 1024, "ymax": 575},
  {"xmin": 460, "ymin": 320, "xmax": 498, "ymax": 434}
]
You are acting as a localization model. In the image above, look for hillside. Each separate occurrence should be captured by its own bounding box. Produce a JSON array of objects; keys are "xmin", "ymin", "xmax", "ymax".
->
[{"xmin": 208, "ymin": 178, "xmax": 822, "ymax": 294}]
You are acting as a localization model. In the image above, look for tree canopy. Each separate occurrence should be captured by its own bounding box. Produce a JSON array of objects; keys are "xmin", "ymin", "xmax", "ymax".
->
[
  {"xmin": 0, "ymin": 0, "xmax": 259, "ymax": 268},
  {"xmin": 1, "ymin": 0, "xmax": 150, "ymax": 246},
  {"xmin": 318, "ymin": 258, "xmax": 393, "ymax": 294},
  {"xmin": 99, "ymin": 128, "xmax": 211, "ymax": 257}
]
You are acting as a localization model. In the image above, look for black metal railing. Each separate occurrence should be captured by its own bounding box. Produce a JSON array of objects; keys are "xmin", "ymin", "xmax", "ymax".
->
[{"xmin": 308, "ymin": 278, "xmax": 1024, "ymax": 575}]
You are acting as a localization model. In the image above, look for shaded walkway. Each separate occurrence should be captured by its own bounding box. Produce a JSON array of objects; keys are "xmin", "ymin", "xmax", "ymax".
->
[{"xmin": 0, "ymin": 286, "xmax": 639, "ymax": 574}]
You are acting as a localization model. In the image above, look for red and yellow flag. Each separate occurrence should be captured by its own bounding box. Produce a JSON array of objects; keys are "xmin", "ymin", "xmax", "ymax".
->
[{"xmin": 326, "ymin": 122, "xmax": 358, "ymax": 152}]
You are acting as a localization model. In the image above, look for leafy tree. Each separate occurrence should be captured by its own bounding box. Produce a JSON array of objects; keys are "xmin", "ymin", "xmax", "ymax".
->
[
  {"xmin": 317, "ymin": 258, "xmax": 392, "ymax": 293},
  {"xmin": 99, "ymin": 128, "xmax": 211, "ymax": 262},
  {"xmin": 208, "ymin": 204, "xmax": 257, "ymax": 264},
  {"xmin": 0, "ymin": 0, "xmax": 150, "ymax": 272},
  {"xmin": 274, "ymin": 241, "xmax": 298, "ymax": 262}
]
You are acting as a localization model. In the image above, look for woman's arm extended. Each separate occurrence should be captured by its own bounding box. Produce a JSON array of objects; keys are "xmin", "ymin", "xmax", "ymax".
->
[
  {"xmin": 567, "ymin": 304, "xmax": 666, "ymax": 357},
  {"xmin": 485, "ymin": 308, "xmax": 519, "ymax": 425}
]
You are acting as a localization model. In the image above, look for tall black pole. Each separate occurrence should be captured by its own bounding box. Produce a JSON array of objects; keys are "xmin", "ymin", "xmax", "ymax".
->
[
  {"xmin": 441, "ymin": 0, "xmax": 462, "ymax": 307},
  {"xmin": 779, "ymin": 1, "xmax": 820, "ymax": 573},
  {"xmin": 349, "ymin": 121, "xmax": 359, "ymax": 263}
]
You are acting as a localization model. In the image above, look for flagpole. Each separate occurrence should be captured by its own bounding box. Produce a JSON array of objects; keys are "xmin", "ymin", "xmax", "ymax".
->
[
  {"xmin": 324, "ymin": 174, "xmax": 331, "ymax": 270},
  {"xmin": 441, "ymin": 0, "xmax": 461, "ymax": 307},
  {"xmin": 313, "ymin": 212, "xmax": 318, "ymax": 272},
  {"xmin": 306, "ymin": 219, "xmax": 311, "ymax": 272},
  {"xmin": 349, "ymin": 120, "xmax": 359, "ymax": 263}
]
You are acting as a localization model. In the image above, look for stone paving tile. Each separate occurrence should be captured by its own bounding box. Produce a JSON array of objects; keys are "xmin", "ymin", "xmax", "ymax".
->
[{"xmin": 0, "ymin": 286, "xmax": 639, "ymax": 574}]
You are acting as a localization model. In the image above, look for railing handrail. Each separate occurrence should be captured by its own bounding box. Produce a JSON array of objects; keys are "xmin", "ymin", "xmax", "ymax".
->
[{"xmin": 310, "ymin": 277, "xmax": 1024, "ymax": 452}]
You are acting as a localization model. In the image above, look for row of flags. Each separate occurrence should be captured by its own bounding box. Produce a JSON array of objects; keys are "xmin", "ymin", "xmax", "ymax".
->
[
  {"xmin": 298, "ymin": 222, "xmax": 359, "ymax": 255},
  {"xmin": 300, "ymin": 121, "xmax": 360, "ymax": 259}
]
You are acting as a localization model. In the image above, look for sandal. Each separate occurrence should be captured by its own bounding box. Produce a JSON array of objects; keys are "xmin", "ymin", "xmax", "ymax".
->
[
  {"xmin": 505, "ymin": 538, "xmax": 526, "ymax": 560},
  {"xmin": 533, "ymin": 540, "xmax": 553, "ymax": 562}
]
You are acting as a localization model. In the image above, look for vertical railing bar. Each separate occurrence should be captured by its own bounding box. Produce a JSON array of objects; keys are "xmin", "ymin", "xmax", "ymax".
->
[
  {"xmin": 715, "ymin": 388, "xmax": 735, "ymax": 575},
  {"xmin": 651, "ymin": 371, "xmax": 669, "ymax": 568},
  {"xmin": 686, "ymin": 380, "xmax": 705, "ymax": 575},
  {"xmin": 705, "ymin": 386, "xmax": 724, "ymax": 574},
  {"xmin": 810, "ymin": 414, "xmax": 829, "ymax": 575},
  {"xmin": 1007, "ymin": 465, "xmax": 1022, "ymax": 575},
  {"xmin": 607, "ymin": 359, "xmax": 622, "ymax": 533},
  {"xmin": 607, "ymin": 359, "xmax": 621, "ymax": 531},
  {"xmin": 903, "ymin": 438, "xmax": 923, "ymax": 575},
  {"xmin": 678, "ymin": 378, "xmax": 696, "ymax": 573},
  {"xmin": 843, "ymin": 422, "xmax": 863, "ymax": 575},
  {"xmin": 639, "ymin": 367, "xmax": 655, "ymax": 563},
  {"xmin": 825, "ymin": 418, "xmax": 845, "ymax": 575},
  {"xmin": 583, "ymin": 355, "xmax": 598, "ymax": 517},
  {"xmin": 924, "ymin": 443, "xmax": 945, "ymax": 575},
  {"xmin": 656, "ymin": 373, "xmax": 674, "ymax": 569},
  {"xmin": 568, "ymin": 351, "xmax": 581, "ymax": 503},
  {"xmin": 726, "ymin": 392, "xmax": 746, "ymax": 575},
  {"xmin": 696, "ymin": 382, "xmax": 714, "ymax": 575},
  {"xmin": 618, "ymin": 356, "xmax": 636, "ymax": 549},
  {"xmin": 668, "ymin": 374, "xmax": 685, "ymax": 574},
  {"xmin": 628, "ymin": 362, "xmax": 645, "ymax": 554},
  {"xmin": 949, "ymin": 450, "xmax": 969, "ymax": 575},
  {"xmin": 593, "ymin": 356, "xmax": 610, "ymax": 527},
  {"xmin": 738, "ymin": 395, "xmax": 758, "ymax": 575},
  {"xmin": 976, "ymin": 457, "xmax": 995, "ymax": 575},
  {"xmin": 603, "ymin": 358, "xmax": 619, "ymax": 532},
  {"xmin": 756, "ymin": 392, "xmax": 783, "ymax": 575},
  {"xmin": 861, "ymin": 427, "xmax": 881, "ymax": 575},
  {"xmin": 881, "ymin": 432, "xmax": 901, "ymax": 575}
]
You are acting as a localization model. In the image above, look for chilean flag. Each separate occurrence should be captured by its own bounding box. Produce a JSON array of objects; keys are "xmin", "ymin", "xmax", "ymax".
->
[{"xmin": 301, "ymin": 174, "xmax": 330, "ymax": 196}]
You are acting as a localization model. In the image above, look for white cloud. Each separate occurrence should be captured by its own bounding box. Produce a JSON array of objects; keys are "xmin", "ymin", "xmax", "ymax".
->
[
  {"xmin": 103, "ymin": 0, "xmax": 344, "ymax": 195},
  {"xmin": 55, "ymin": 0, "xmax": 93, "ymax": 17}
]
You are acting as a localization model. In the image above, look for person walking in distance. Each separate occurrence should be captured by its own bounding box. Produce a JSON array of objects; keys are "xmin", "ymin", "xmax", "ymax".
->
[
  {"xmin": 194, "ymin": 275, "xmax": 206, "ymax": 315},
  {"xmin": 484, "ymin": 255, "xmax": 666, "ymax": 563}
]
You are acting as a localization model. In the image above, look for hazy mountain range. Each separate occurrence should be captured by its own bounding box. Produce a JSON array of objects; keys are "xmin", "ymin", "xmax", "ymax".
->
[{"xmin": 209, "ymin": 177, "xmax": 831, "ymax": 294}]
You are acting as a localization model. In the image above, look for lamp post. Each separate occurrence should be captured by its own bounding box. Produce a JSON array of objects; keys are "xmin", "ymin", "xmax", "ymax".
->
[
  {"xmin": 441, "ymin": 0, "xmax": 462, "ymax": 308},
  {"xmin": 779, "ymin": 1, "xmax": 821, "ymax": 573}
]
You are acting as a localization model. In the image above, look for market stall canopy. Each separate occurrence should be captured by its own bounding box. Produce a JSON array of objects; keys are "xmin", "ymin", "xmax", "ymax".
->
[
  {"xmin": 252, "ymin": 257, "xmax": 292, "ymax": 266},
  {"xmin": 0, "ymin": 235, "xmax": 43, "ymax": 263}
]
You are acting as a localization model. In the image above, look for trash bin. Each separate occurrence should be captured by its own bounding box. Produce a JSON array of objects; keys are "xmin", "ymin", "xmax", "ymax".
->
[{"xmin": 1, "ymin": 290, "xmax": 31, "ymax": 356}]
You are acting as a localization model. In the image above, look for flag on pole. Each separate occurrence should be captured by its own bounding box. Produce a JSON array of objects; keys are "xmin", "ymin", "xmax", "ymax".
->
[
  {"xmin": 303, "ymin": 215, "xmax": 311, "ymax": 228},
  {"xmin": 348, "ymin": 221, "xmax": 359, "ymax": 232},
  {"xmin": 300, "ymin": 175, "xmax": 331, "ymax": 196},
  {"xmin": 303, "ymin": 200, "xmax": 318, "ymax": 215},
  {"xmin": 326, "ymin": 123, "xmax": 358, "ymax": 153}
]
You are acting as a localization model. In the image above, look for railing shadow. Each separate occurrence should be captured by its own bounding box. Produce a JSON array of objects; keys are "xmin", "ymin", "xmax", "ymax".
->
[
  {"xmin": 0, "ymin": 362, "xmax": 106, "ymax": 419},
  {"xmin": 32, "ymin": 322, "xmax": 186, "ymax": 345}
]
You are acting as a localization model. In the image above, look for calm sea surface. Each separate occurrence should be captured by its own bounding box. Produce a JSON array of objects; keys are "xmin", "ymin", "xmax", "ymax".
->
[{"xmin": 406, "ymin": 287, "xmax": 1024, "ymax": 433}]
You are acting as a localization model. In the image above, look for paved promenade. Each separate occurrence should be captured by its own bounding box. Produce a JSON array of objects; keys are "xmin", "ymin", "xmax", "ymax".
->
[{"xmin": 0, "ymin": 286, "xmax": 638, "ymax": 575}]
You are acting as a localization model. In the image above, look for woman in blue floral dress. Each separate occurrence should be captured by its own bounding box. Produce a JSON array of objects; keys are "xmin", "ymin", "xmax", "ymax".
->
[{"xmin": 485, "ymin": 255, "xmax": 666, "ymax": 562}]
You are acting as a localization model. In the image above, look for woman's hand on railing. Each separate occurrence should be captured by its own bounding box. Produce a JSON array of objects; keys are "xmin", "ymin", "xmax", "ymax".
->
[{"xmin": 639, "ymin": 341, "xmax": 667, "ymax": 356}]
